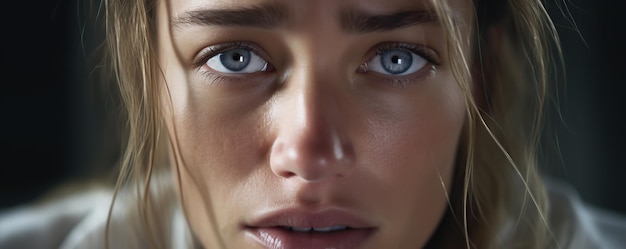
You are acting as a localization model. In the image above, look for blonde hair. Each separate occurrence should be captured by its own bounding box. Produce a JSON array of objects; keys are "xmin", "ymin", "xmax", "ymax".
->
[
  {"xmin": 424, "ymin": 0, "xmax": 563, "ymax": 248},
  {"xmin": 95, "ymin": 0, "xmax": 564, "ymax": 248}
]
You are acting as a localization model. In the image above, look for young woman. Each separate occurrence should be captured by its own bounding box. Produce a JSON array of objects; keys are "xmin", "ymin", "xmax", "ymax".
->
[{"xmin": 1, "ymin": 0, "xmax": 625, "ymax": 248}]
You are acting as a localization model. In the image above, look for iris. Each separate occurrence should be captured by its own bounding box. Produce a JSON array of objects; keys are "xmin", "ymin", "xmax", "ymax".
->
[
  {"xmin": 219, "ymin": 48, "xmax": 251, "ymax": 72},
  {"xmin": 381, "ymin": 50, "xmax": 413, "ymax": 75}
]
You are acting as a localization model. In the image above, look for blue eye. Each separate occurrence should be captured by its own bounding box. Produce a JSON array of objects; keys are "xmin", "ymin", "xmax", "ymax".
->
[
  {"xmin": 206, "ymin": 48, "xmax": 269, "ymax": 73},
  {"xmin": 367, "ymin": 49, "xmax": 428, "ymax": 76}
]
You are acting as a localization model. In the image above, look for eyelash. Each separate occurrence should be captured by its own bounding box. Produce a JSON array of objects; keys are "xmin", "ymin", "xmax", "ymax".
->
[
  {"xmin": 193, "ymin": 41, "xmax": 264, "ymax": 69},
  {"xmin": 365, "ymin": 42, "xmax": 440, "ymax": 87},
  {"xmin": 373, "ymin": 43, "xmax": 441, "ymax": 66},
  {"xmin": 193, "ymin": 41, "xmax": 275, "ymax": 87},
  {"xmin": 193, "ymin": 41, "xmax": 440, "ymax": 87}
]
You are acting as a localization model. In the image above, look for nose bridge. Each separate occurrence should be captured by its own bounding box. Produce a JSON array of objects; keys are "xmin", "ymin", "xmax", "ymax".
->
[
  {"xmin": 269, "ymin": 57, "xmax": 355, "ymax": 182},
  {"xmin": 293, "ymin": 32, "xmax": 349, "ymax": 130},
  {"xmin": 297, "ymin": 66, "xmax": 338, "ymax": 137}
]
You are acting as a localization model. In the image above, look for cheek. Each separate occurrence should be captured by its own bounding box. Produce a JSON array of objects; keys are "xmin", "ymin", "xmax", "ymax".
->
[
  {"xmin": 359, "ymin": 77, "xmax": 465, "ymax": 246},
  {"xmin": 362, "ymin": 75, "xmax": 465, "ymax": 181},
  {"xmin": 164, "ymin": 86, "xmax": 273, "ymax": 247},
  {"xmin": 171, "ymin": 95, "xmax": 269, "ymax": 187}
]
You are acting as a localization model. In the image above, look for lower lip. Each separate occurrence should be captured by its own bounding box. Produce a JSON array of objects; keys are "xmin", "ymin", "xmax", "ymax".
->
[{"xmin": 246, "ymin": 227, "xmax": 375, "ymax": 249}]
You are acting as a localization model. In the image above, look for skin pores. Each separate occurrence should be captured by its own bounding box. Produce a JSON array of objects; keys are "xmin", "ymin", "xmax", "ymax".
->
[{"xmin": 158, "ymin": 0, "xmax": 473, "ymax": 248}]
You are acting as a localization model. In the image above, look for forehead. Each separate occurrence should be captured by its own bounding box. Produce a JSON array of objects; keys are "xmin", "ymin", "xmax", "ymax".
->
[{"xmin": 164, "ymin": 0, "xmax": 473, "ymax": 26}]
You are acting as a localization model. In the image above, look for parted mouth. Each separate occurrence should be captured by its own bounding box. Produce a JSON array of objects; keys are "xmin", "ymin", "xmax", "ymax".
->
[
  {"xmin": 244, "ymin": 208, "xmax": 377, "ymax": 249},
  {"xmin": 244, "ymin": 207, "xmax": 376, "ymax": 229},
  {"xmin": 275, "ymin": 225, "xmax": 350, "ymax": 232}
]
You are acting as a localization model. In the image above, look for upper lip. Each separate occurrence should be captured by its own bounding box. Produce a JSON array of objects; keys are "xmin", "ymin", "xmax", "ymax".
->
[{"xmin": 244, "ymin": 207, "xmax": 376, "ymax": 229}]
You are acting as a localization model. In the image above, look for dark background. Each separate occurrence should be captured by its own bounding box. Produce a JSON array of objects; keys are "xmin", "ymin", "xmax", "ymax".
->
[{"xmin": 1, "ymin": 0, "xmax": 625, "ymax": 215}]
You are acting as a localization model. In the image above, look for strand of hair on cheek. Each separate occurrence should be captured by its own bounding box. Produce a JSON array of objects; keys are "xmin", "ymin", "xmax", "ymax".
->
[
  {"xmin": 160, "ymin": 70, "xmax": 229, "ymax": 249},
  {"xmin": 474, "ymin": 104, "xmax": 554, "ymax": 247}
]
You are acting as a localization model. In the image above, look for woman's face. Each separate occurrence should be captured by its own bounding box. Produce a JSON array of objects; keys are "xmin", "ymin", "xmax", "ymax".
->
[{"xmin": 158, "ymin": 0, "xmax": 472, "ymax": 248}]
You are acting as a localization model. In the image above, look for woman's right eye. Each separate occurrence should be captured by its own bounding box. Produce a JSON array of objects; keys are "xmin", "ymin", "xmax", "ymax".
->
[{"xmin": 205, "ymin": 48, "xmax": 271, "ymax": 74}]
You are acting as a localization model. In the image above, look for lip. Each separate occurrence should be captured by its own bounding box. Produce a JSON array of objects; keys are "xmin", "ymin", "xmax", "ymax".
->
[{"xmin": 244, "ymin": 208, "xmax": 377, "ymax": 249}]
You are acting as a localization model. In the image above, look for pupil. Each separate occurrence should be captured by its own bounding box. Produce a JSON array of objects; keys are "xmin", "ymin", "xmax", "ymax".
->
[
  {"xmin": 392, "ymin": 55, "xmax": 402, "ymax": 64},
  {"xmin": 220, "ymin": 49, "xmax": 250, "ymax": 71},
  {"xmin": 232, "ymin": 53, "xmax": 244, "ymax": 63},
  {"xmin": 381, "ymin": 50, "xmax": 412, "ymax": 74}
]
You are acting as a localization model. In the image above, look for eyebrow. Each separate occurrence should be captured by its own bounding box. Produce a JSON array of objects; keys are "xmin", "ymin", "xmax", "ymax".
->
[
  {"xmin": 173, "ymin": 4, "xmax": 288, "ymax": 29},
  {"xmin": 172, "ymin": 4, "xmax": 438, "ymax": 33},
  {"xmin": 340, "ymin": 10, "xmax": 439, "ymax": 33}
]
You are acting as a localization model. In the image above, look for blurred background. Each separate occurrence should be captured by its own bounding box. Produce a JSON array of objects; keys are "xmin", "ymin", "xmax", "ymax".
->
[{"xmin": 1, "ymin": 0, "xmax": 625, "ymax": 216}]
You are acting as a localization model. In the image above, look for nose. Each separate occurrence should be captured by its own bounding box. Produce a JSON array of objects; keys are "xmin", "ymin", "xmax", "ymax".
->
[{"xmin": 269, "ymin": 70, "xmax": 355, "ymax": 182}]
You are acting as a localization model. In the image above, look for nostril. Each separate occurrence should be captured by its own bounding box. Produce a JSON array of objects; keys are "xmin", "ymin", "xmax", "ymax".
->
[{"xmin": 281, "ymin": 172, "xmax": 296, "ymax": 178}]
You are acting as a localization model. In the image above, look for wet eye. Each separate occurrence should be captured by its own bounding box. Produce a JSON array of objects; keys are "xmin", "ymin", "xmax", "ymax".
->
[
  {"xmin": 367, "ymin": 49, "xmax": 428, "ymax": 76},
  {"xmin": 206, "ymin": 48, "xmax": 269, "ymax": 73}
]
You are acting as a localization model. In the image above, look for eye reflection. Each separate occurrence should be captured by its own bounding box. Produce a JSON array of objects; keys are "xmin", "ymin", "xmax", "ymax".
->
[
  {"xmin": 367, "ymin": 49, "xmax": 427, "ymax": 76},
  {"xmin": 206, "ymin": 48, "xmax": 269, "ymax": 73}
]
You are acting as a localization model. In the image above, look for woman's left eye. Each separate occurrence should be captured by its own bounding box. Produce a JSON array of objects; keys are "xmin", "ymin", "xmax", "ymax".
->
[
  {"xmin": 366, "ymin": 49, "xmax": 428, "ymax": 76},
  {"xmin": 206, "ymin": 48, "xmax": 269, "ymax": 74}
]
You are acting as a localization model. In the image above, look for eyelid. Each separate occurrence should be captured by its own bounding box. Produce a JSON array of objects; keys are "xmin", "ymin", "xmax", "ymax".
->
[
  {"xmin": 192, "ymin": 41, "xmax": 271, "ymax": 69},
  {"xmin": 370, "ymin": 42, "xmax": 441, "ymax": 66},
  {"xmin": 358, "ymin": 42, "xmax": 440, "ymax": 88}
]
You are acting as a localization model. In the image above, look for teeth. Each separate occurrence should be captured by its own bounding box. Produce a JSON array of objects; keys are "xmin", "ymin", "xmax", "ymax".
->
[
  {"xmin": 283, "ymin": 226, "xmax": 348, "ymax": 232},
  {"xmin": 313, "ymin": 226, "xmax": 348, "ymax": 232},
  {"xmin": 291, "ymin": 227, "xmax": 312, "ymax": 232}
]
